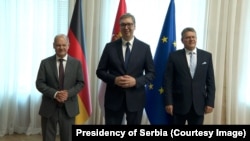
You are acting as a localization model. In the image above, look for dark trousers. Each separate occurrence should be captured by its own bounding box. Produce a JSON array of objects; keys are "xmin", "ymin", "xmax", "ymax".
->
[
  {"xmin": 41, "ymin": 106, "xmax": 74, "ymax": 141},
  {"xmin": 173, "ymin": 105, "xmax": 204, "ymax": 125},
  {"xmin": 105, "ymin": 97, "xmax": 143, "ymax": 125}
]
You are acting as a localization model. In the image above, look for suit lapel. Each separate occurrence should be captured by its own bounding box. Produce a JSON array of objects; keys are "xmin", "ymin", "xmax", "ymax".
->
[
  {"xmin": 50, "ymin": 55, "xmax": 59, "ymax": 81},
  {"xmin": 194, "ymin": 49, "xmax": 202, "ymax": 77},
  {"xmin": 181, "ymin": 49, "xmax": 190, "ymax": 72},
  {"xmin": 115, "ymin": 39, "xmax": 126, "ymax": 70},
  {"xmin": 64, "ymin": 56, "xmax": 73, "ymax": 84},
  {"xmin": 126, "ymin": 38, "xmax": 140, "ymax": 70},
  {"xmin": 129, "ymin": 39, "xmax": 136, "ymax": 62}
]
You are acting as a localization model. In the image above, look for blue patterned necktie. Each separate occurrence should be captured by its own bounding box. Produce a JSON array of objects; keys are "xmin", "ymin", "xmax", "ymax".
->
[{"xmin": 125, "ymin": 42, "xmax": 130, "ymax": 69}]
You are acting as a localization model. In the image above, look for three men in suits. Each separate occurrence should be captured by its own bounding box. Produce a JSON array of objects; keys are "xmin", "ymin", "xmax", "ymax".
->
[
  {"xmin": 96, "ymin": 13, "xmax": 155, "ymax": 125},
  {"xmin": 164, "ymin": 27, "xmax": 215, "ymax": 125},
  {"xmin": 36, "ymin": 34, "xmax": 84, "ymax": 141}
]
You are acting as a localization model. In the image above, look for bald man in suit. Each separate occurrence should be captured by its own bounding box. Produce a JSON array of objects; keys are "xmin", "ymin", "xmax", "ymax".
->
[
  {"xmin": 164, "ymin": 27, "xmax": 215, "ymax": 125},
  {"xmin": 96, "ymin": 13, "xmax": 155, "ymax": 125},
  {"xmin": 36, "ymin": 34, "xmax": 84, "ymax": 141}
]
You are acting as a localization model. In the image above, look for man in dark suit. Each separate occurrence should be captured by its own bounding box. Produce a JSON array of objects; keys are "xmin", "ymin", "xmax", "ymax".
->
[
  {"xmin": 96, "ymin": 13, "xmax": 155, "ymax": 125},
  {"xmin": 164, "ymin": 27, "xmax": 215, "ymax": 125},
  {"xmin": 36, "ymin": 34, "xmax": 84, "ymax": 141}
]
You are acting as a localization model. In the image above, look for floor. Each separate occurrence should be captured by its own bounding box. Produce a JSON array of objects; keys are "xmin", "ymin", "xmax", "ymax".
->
[{"xmin": 0, "ymin": 134, "xmax": 60, "ymax": 141}]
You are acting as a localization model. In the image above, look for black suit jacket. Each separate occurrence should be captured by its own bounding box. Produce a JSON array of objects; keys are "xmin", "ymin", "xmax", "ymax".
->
[
  {"xmin": 36, "ymin": 55, "xmax": 84, "ymax": 118},
  {"xmin": 164, "ymin": 48, "xmax": 215, "ymax": 115},
  {"xmin": 96, "ymin": 38, "xmax": 155, "ymax": 112}
]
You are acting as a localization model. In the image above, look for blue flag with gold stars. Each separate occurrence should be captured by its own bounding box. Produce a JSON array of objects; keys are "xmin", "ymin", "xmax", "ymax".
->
[{"xmin": 145, "ymin": 0, "xmax": 176, "ymax": 124}]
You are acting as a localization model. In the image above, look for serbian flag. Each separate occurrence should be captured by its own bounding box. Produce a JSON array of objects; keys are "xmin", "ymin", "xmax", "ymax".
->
[
  {"xmin": 68, "ymin": 0, "xmax": 92, "ymax": 124},
  {"xmin": 145, "ymin": 0, "xmax": 176, "ymax": 124},
  {"xmin": 98, "ymin": 0, "xmax": 127, "ymax": 117}
]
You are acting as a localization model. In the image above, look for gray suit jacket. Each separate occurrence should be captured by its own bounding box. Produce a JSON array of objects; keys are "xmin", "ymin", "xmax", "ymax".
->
[
  {"xmin": 164, "ymin": 48, "xmax": 215, "ymax": 116},
  {"xmin": 96, "ymin": 37, "xmax": 155, "ymax": 112},
  {"xmin": 36, "ymin": 55, "xmax": 84, "ymax": 118}
]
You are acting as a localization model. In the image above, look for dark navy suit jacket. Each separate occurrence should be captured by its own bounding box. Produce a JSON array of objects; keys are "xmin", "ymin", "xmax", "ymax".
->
[
  {"xmin": 164, "ymin": 48, "xmax": 215, "ymax": 116},
  {"xmin": 96, "ymin": 38, "xmax": 155, "ymax": 112}
]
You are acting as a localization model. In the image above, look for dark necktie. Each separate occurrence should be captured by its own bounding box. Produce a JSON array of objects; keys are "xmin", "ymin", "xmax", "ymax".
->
[
  {"xmin": 59, "ymin": 59, "xmax": 64, "ymax": 90},
  {"xmin": 125, "ymin": 42, "xmax": 131, "ymax": 69}
]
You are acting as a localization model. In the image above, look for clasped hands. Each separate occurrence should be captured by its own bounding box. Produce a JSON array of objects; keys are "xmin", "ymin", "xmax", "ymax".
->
[
  {"xmin": 55, "ymin": 90, "xmax": 68, "ymax": 103},
  {"xmin": 115, "ymin": 75, "xmax": 136, "ymax": 88}
]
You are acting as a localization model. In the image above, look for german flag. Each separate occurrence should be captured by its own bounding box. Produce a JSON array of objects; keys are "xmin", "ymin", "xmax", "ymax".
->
[{"xmin": 68, "ymin": 0, "xmax": 92, "ymax": 124}]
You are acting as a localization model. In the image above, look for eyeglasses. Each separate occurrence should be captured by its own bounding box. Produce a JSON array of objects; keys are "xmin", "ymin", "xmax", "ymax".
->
[{"xmin": 120, "ymin": 23, "xmax": 134, "ymax": 28}]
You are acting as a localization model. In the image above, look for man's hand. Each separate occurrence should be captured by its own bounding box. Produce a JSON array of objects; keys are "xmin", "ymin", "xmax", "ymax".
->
[
  {"xmin": 205, "ymin": 106, "xmax": 213, "ymax": 114},
  {"xmin": 165, "ymin": 105, "xmax": 173, "ymax": 116},
  {"xmin": 115, "ymin": 75, "xmax": 136, "ymax": 88},
  {"xmin": 55, "ymin": 90, "xmax": 68, "ymax": 103}
]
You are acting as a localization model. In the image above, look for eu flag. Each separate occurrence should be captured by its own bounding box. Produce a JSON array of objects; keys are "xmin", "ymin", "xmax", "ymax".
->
[{"xmin": 145, "ymin": 0, "xmax": 176, "ymax": 125}]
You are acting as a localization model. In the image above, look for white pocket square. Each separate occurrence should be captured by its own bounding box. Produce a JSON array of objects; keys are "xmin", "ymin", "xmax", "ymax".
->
[{"xmin": 202, "ymin": 62, "xmax": 207, "ymax": 65}]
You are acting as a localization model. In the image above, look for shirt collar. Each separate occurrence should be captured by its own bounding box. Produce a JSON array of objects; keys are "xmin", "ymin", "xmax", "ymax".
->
[
  {"xmin": 122, "ymin": 37, "xmax": 134, "ymax": 46},
  {"xmin": 185, "ymin": 48, "xmax": 197, "ymax": 55},
  {"xmin": 56, "ymin": 54, "xmax": 68, "ymax": 61}
]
